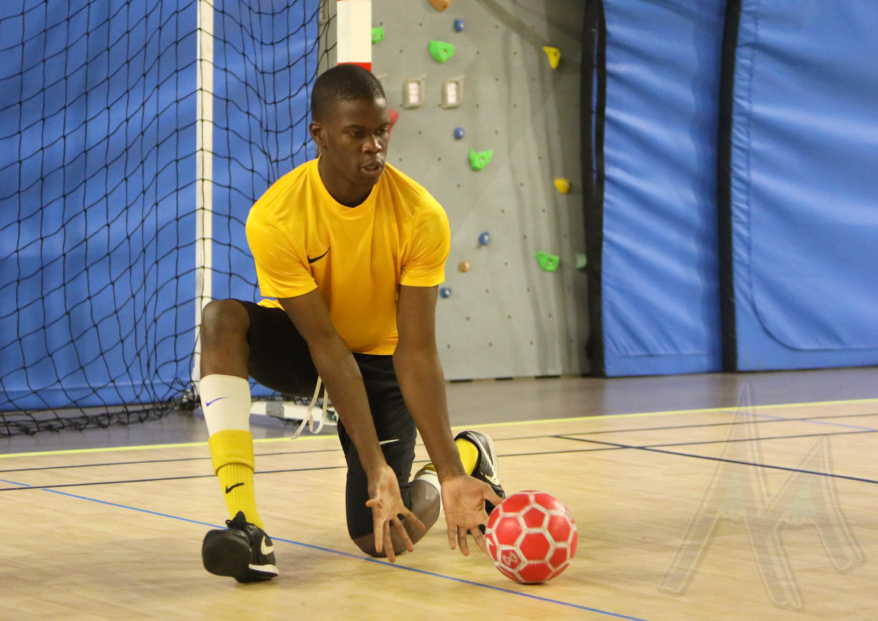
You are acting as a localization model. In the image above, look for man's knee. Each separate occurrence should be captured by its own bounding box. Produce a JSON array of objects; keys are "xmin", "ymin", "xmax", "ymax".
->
[
  {"xmin": 410, "ymin": 479, "xmax": 441, "ymax": 525},
  {"xmin": 202, "ymin": 299, "xmax": 249, "ymax": 338}
]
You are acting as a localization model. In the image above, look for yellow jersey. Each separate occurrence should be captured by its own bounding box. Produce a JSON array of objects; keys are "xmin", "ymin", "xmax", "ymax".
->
[{"xmin": 245, "ymin": 159, "xmax": 450, "ymax": 355}]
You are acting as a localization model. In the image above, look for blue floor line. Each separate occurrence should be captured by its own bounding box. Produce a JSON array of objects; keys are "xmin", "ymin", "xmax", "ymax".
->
[{"xmin": 0, "ymin": 476, "xmax": 652, "ymax": 621}]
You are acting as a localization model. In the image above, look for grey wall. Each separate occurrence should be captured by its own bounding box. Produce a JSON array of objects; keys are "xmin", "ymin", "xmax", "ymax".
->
[{"xmin": 331, "ymin": 0, "xmax": 587, "ymax": 379}]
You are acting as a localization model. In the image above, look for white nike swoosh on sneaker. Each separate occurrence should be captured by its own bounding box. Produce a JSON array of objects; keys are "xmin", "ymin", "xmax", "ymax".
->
[
  {"xmin": 379, "ymin": 439, "xmax": 399, "ymax": 445},
  {"xmin": 260, "ymin": 537, "xmax": 274, "ymax": 555},
  {"xmin": 249, "ymin": 563, "xmax": 278, "ymax": 574},
  {"xmin": 486, "ymin": 472, "xmax": 501, "ymax": 486}
]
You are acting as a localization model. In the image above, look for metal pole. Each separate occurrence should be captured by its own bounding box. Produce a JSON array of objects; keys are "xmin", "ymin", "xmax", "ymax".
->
[{"xmin": 193, "ymin": 0, "xmax": 214, "ymax": 384}]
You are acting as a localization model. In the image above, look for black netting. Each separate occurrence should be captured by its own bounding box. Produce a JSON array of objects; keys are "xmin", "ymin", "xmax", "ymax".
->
[{"xmin": 0, "ymin": 0, "xmax": 331, "ymax": 436}]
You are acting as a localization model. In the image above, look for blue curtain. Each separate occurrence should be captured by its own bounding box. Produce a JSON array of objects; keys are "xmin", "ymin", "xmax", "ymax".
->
[
  {"xmin": 722, "ymin": 0, "xmax": 878, "ymax": 370},
  {"xmin": 587, "ymin": 0, "xmax": 726, "ymax": 376}
]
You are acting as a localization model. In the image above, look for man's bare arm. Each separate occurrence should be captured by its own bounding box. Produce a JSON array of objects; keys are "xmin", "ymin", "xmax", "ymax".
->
[
  {"xmin": 280, "ymin": 291, "xmax": 385, "ymax": 473},
  {"xmin": 393, "ymin": 285, "xmax": 502, "ymax": 555},
  {"xmin": 279, "ymin": 290, "xmax": 423, "ymax": 560},
  {"xmin": 392, "ymin": 285, "xmax": 465, "ymax": 481}
]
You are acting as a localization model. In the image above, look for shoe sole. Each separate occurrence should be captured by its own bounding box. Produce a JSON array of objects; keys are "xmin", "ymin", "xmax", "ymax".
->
[
  {"xmin": 203, "ymin": 532, "xmax": 252, "ymax": 580},
  {"xmin": 204, "ymin": 546, "xmax": 277, "ymax": 583}
]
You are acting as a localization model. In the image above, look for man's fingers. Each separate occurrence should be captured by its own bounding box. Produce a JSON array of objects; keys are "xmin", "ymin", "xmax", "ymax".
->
[
  {"xmin": 471, "ymin": 528, "xmax": 490, "ymax": 555},
  {"xmin": 373, "ymin": 520, "xmax": 385, "ymax": 554},
  {"xmin": 401, "ymin": 508, "xmax": 426, "ymax": 532},
  {"xmin": 486, "ymin": 489, "xmax": 505, "ymax": 508},
  {"xmin": 457, "ymin": 527, "xmax": 470, "ymax": 557},
  {"xmin": 384, "ymin": 523, "xmax": 397, "ymax": 563},
  {"xmin": 392, "ymin": 517, "xmax": 415, "ymax": 553},
  {"xmin": 369, "ymin": 496, "xmax": 385, "ymax": 554},
  {"xmin": 446, "ymin": 522, "xmax": 457, "ymax": 550}
]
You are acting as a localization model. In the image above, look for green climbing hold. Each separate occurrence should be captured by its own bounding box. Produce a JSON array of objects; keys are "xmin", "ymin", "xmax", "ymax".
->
[
  {"xmin": 371, "ymin": 27, "xmax": 385, "ymax": 45},
  {"xmin": 536, "ymin": 252, "xmax": 560, "ymax": 272},
  {"xmin": 429, "ymin": 40, "xmax": 456, "ymax": 64},
  {"xmin": 469, "ymin": 149, "xmax": 493, "ymax": 171},
  {"xmin": 575, "ymin": 252, "xmax": 587, "ymax": 269}
]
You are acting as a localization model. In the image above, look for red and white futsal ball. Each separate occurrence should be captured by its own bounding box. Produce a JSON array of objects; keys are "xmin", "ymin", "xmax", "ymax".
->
[{"xmin": 485, "ymin": 490, "xmax": 578, "ymax": 584}]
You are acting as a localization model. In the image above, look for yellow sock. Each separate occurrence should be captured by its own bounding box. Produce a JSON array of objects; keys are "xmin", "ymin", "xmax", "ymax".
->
[
  {"xmin": 209, "ymin": 429, "xmax": 264, "ymax": 529},
  {"xmin": 420, "ymin": 437, "xmax": 479, "ymax": 477},
  {"xmin": 456, "ymin": 437, "xmax": 480, "ymax": 476}
]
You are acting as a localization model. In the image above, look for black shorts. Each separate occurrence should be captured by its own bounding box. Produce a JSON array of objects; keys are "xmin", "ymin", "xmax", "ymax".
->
[{"xmin": 240, "ymin": 301, "xmax": 417, "ymax": 540}]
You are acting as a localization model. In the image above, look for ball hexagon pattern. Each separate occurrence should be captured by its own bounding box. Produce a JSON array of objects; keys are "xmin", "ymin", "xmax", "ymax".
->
[{"xmin": 485, "ymin": 490, "xmax": 577, "ymax": 584}]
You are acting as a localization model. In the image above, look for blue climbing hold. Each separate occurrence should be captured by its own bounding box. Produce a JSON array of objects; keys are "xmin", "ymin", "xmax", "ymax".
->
[
  {"xmin": 440, "ymin": 287, "xmax": 453, "ymax": 298},
  {"xmin": 454, "ymin": 19, "xmax": 465, "ymax": 32},
  {"xmin": 478, "ymin": 232, "xmax": 490, "ymax": 246},
  {"xmin": 454, "ymin": 127, "xmax": 465, "ymax": 140}
]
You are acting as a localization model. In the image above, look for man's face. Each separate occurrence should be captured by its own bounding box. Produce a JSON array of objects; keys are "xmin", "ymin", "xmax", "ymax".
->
[{"xmin": 311, "ymin": 96, "xmax": 390, "ymax": 189}]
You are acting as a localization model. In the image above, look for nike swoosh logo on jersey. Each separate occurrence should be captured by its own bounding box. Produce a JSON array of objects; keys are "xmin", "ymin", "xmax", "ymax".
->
[
  {"xmin": 379, "ymin": 439, "xmax": 399, "ymax": 445},
  {"xmin": 260, "ymin": 537, "xmax": 274, "ymax": 556},
  {"xmin": 206, "ymin": 396, "xmax": 228, "ymax": 407},
  {"xmin": 307, "ymin": 248, "xmax": 330, "ymax": 264},
  {"xmin": 225, "ymin": 482, "xmax": 244, "ymax": 494}
]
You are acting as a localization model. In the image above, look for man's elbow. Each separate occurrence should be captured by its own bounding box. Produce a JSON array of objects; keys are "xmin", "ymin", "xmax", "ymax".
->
[
  {"xmin": 393, "ymin": 341, "xmax": 440, "ymax": 369},
  {"xmin": 307, "ymin": 331, "xmax": 351, "ymax": 367}
]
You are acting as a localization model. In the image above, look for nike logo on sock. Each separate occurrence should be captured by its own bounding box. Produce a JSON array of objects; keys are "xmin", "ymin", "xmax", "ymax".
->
[
  {"xmin": 206, "ymin": 396, "xmax": 228, "ymax": 407},
  {"xmin": 225, "ymin": 482, "xmax": 244, "ymax": 494}
]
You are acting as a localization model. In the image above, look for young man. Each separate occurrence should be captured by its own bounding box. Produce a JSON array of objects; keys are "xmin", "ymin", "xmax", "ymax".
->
[{"xmin": 197, "ymin": 64, "xmax": 505, "ymax": 583}]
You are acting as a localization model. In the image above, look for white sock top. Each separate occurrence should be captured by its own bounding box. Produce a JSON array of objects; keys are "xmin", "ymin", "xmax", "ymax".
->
[{"xmin": 199, "ymin": 374, "xmax": 252, "ymax": 436}]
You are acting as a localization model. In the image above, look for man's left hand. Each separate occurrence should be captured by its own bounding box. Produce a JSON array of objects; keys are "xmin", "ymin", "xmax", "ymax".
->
[{"xmin": 441, "ymin": 475, "xmax": 504, "ymax": 556}]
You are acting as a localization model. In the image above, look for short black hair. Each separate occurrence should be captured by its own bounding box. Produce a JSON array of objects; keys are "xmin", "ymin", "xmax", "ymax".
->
[{"xmin": 311, "ymin": 64, "xmax": 386, "ymax": 121}]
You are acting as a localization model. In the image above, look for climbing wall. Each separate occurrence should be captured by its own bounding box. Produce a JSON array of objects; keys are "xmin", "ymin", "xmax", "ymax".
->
[{"xmin": 370, "ymin": 0, "xmax": 587, "ymax": 380}]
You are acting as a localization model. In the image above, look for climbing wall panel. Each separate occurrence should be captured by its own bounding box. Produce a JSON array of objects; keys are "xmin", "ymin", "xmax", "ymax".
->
[{"xmin": 371, "ymin": 0, "xmax": 587, "ymax": 380}]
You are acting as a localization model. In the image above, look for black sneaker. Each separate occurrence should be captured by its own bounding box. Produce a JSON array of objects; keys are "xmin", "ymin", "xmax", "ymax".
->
[
  {"xmin": 455, "ymin": 430, "xmax": 506, "ymax": 515},
  {"xmin": 202, "ymin": 512, "xmax": 278, "ymax": 583}
]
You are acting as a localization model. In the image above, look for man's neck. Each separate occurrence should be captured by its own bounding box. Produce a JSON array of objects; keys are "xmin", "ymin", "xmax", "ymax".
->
[{"xmin": 317, "ymin": 157, "xmax": 372, "ymax": 207}]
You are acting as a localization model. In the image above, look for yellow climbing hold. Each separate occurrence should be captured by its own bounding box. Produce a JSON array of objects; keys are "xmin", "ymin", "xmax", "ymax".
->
[
  {"xmin": 554, "ymin": 178, "xmax": 570, "ymax": 194},
  {"xmin": 543, "ymin": 46, "xmax": 561, "ymax": 69}
]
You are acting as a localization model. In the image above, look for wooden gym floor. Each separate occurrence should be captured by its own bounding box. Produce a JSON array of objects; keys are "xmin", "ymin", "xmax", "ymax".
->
[{"xmin": 1, "ymin": 368, "xmax": 876, "ymax": 620}]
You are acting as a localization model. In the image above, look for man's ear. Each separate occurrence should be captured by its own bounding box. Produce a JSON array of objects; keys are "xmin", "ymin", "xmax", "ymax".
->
[{"xmin": 310, "ymin": 121, "xmax": 326, "ymax": 149}]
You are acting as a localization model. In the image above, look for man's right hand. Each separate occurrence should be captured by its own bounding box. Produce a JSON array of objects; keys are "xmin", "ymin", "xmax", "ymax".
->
[
  {"xmin": 281, "ymin": 292, "xmax": 420, "ymax": 560},
  {"xmin": 366, "ymin": 464, "xmax": 426, "ymax": 562}
]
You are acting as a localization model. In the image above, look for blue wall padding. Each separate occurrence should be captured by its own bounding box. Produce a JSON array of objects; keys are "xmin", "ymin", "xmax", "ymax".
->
[
  {"xmin": 0, "ymin": 0, "xmax": 197, "ymax": 409},
  {"xmin": 729, "ymin": 0, "xmax": 878, "ymax": 370},
  {"xmin": 600, "ymin": 0, "xmax": 725, "ymax": 376}
]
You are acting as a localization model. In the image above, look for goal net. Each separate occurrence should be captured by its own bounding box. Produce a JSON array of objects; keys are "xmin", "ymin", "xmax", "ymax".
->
[{"xmin": 0, "ymin": 0, "xmax": 326, "ymax": 435}]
